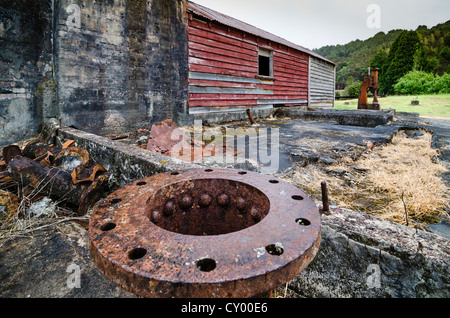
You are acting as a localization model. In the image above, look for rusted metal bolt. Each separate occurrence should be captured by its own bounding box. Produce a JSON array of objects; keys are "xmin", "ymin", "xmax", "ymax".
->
[
  {"xmin": 199, "ymin": 193, "xmax": 212, "ymax": 207},
  {"xmin": 250, "ymin": 206, "xmax": 261, "ymax": 221},
  {"xmin": 164, "ymin": 200, "xmax": 176, "ymax": 216},
  {"xmin": 236, "ymin": 197, "xmax": 246, "ymax": 212},
  {"xmin": 150, "ymin": 210, "xmax": 162, "ymax": 224},
  {"xmin": 180, "ymin": 195, "xmax": 193, "ymax": 210},
  {"xmin": 217, "ymin": 193, "xmax": 230, "ymax": 206}
]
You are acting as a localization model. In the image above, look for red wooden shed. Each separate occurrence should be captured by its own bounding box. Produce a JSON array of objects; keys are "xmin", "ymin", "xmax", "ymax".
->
[{"xmin": 187, "ymin": 1, "xmax": 336, "ymax": 118}]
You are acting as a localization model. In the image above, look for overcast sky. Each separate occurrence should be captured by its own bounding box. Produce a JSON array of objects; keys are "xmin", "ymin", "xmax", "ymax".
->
[{"xmin": 191, "ymin": 0, "xmax": 450, "ymax": 50}]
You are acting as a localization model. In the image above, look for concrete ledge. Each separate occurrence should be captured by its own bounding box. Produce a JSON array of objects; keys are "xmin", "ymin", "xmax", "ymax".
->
[
  {"xmin": 189, "ymin": 107, "xmax": 274, "ymax": 125},
  {"xmin": 57, "ymin": 127, "xmax": 200, "ymax": 187},
  {"xmin": 275, "ymin": 108, "xmax": 395, "ymax": 127},
  {"xmin": 289, "ymin": 205, "xmax": 450, "ymax": 298}
]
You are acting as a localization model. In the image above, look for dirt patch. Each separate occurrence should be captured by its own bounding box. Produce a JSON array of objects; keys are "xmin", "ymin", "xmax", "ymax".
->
[{"xmin": 281, "ymin": 129, "xmax": 449, "ymax": 228}]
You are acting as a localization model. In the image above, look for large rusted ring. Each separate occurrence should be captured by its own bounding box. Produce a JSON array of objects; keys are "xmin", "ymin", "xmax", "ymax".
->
[{"xmin": 89, "ymin": 168, "xmax": 321, "ymax": 298}]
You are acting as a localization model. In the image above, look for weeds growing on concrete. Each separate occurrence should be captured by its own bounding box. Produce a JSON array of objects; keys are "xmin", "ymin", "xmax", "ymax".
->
[{"xmin": 285, "ymin": 130, "xmax": 449, "ymax": 227}]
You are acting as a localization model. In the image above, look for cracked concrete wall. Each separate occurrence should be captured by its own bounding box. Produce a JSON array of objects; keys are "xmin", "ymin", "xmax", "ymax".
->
[
  {"xmin": 289, "ymin": 206, "xmax": 450, "ymax": 298},
  {"xmin": 1, "ymin": 0, "xmax": 189, "ymax": 146},
  {"xmin": 0, "ymin": 0, "xmax": 55, "ymax": 146},
  {"xmin": 55, "ymin": 0, "xmax": 189, "ymax": 134}
]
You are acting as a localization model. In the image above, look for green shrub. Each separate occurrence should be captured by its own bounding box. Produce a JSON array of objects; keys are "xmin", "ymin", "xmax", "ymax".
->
[
  {"xmin": 428, "ymin": 73, "xmax": 450, "ymax": 94},
  {"xmin": 393, "ymin": 70, "xmax": 434, "ymax": 94},
  {"xmin": 344, "ymin": 81, "xmax": 362, "ymax": 96},
  {"xmin": 393, "ymin": 71, "xmax": 450, "ymax": 94}
]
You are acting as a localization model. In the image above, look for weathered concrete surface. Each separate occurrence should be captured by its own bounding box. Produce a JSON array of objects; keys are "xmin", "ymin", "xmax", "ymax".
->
[
  {"xmin": 288, "ymin": 205, "xmax": 450, "ymax": 298},
  {"xmin": 55, "ymin": 0, "xmax": 189, "ymax": 134},
  {"xmin": 1, "ymin": 0, "xmax": 189, "ymax": 147},
  {"xmin": 196, "ymin": 114, "xmax": 404, "ymax": 174},
  {"xmin": 424, "ymin": 118, "xmax": 450, "ymax": 186},
  {"xmin": 191, "ymin": 107, "xmax": 274, "ymax": 126},
  {"xmin": 0, "ymin": 0, "xmax": 54, "ymax": 146},
  {"xmin": 0, "ymin": 222, "xmax": 136, "ymax": 298},
  {"xmin": 275, "ymin": 108, "xmax": 396, "ymax": 128}
]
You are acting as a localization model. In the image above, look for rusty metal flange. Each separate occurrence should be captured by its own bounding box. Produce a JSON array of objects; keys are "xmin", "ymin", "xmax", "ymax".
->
[{"xmin": 88, "ymin": 168, "xmax": 321, "ymax": 298}]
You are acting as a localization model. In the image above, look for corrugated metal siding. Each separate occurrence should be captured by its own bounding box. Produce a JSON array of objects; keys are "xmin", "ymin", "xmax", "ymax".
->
[
  {"xmin": 308, "ymin": 57, "xmax": 335, "ymax": 108},
  {"xmin": 188, "ymin": 17, "xmax": 309, "ymax": 110}
]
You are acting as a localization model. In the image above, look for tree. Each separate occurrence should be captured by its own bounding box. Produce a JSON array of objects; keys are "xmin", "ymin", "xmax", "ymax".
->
[
  {"xmin": 441, "ymin": 47, "xmax": 450, "ymax": 60},
  {"xmin": 382, "ymin": 31, "xmax": 426, "ymax": 94},
  {"xmin": 413, "ymin": 42, "xmax": 429, "ymax": 71}
]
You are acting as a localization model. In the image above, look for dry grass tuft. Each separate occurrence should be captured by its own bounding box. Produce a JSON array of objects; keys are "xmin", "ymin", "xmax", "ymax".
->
[{"xmin": 283, "ymin": 130, "xmax": 449, "ymax": 227}]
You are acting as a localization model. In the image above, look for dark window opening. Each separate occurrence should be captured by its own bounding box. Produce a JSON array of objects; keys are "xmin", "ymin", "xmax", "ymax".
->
[
  {"xmin": 258, "ymin": 55, "xmax": 271, "ymax": 76},
  {"xmin": 258, "ymin": 48, "xmax": 272, "ymax": 77}
]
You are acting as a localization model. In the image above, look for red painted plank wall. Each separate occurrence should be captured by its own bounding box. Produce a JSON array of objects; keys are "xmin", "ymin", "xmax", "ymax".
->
[{"xmin": 188, "ymin": 16, "xmax": 309, "ymax": 109}]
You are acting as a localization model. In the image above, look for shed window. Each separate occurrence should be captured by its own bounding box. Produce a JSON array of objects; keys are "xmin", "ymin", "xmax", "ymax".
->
[{"xmin": 258, "ymin": 48, "xmax": 273, "ymax": 77}]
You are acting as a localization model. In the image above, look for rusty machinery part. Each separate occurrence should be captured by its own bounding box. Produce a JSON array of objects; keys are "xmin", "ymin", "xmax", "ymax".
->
[
  {"xmin": 2, "ymin": 145, "xmax": 22, "ymax": 165},
  {"xmin": 358, "ymin": 67, "xmax": 380, "ymax": 110},
  {"xmin": 89, "ymin": 168, "xmax": 321, "ymax": 298}
]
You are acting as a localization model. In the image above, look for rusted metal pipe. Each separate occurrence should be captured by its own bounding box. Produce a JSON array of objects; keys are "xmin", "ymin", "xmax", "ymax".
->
[
  {"xmin": 8, "ymin": 156, "xmax": 89, "ymax": 206},
  {"xmin": 8, "ymin": 156, "xmax": 109, "ymax": 214},
  {"xmin": 2, "ymin": 145, "xmax": 22, "ymax": 165}
]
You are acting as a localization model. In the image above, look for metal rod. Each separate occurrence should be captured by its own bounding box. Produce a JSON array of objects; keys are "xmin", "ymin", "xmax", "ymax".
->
[
  {"xmin": 321, "ymin": 181, "xmax": 330, "ymax": 214},
  {"xmin": 246, "ymin": 108, "xmax": 256, "ymax": 125}
]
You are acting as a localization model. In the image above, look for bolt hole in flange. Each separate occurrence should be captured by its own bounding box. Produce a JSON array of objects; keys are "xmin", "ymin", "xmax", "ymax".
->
[
  {"xmin": 196, "ymin": 258, "xmax": 216, "ymax": 272},
  {"xmin": 137, "ymin": 181, "xmax": 147, "ymax": 186},
  {"xmin": 266, "ymin": 244, "xmax": 284, "ymax": 256},
  {"xmin": 128, "ymin": 248, "xmax": 147, "ymax": 260},
  {"xmin": 111, "ymin": 198, "xmax": 122, "ymax": 204},
  {"xmin": 101, "ymin": 222, "xmax": 116, "ymax": 232},
  {"xmin": 296, "ymin": 218, "xmax": 311, "ymax": 226}
]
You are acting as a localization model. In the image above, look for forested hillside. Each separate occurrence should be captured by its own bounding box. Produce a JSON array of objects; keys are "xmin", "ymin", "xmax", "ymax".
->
[{"xmin": 314, "ymin": 21, "xmax": 450, "ymax": 93}]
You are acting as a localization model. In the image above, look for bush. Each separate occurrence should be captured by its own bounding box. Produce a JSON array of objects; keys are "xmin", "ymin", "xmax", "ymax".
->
[
  {"xmin": 344, "ymin": 81, "xmax": 362, "ymax": 96},
  {"xmin": 393, "ymin": 71, "xmax": 450, "ymax": 95},
  {"xmin": 428, "ymin": 73, "xmax": 450, "ymax": 94},
  {"xmin": 393, "ymin": 70, "xmax": 434, "ymax": 94}
]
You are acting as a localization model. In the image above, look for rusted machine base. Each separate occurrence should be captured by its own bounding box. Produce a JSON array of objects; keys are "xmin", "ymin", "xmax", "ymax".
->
[{"xmin": 89, "ymin": 168, "xmax": 321, "ymax": 298}]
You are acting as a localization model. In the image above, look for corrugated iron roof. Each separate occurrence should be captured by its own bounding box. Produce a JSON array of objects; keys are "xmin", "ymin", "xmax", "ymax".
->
[{"xmin": 188, "ymin": 1, "xmax": 335, "ymax": 65}]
